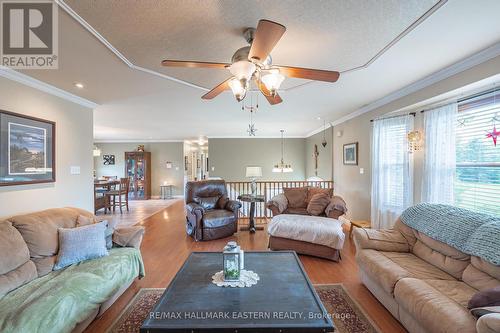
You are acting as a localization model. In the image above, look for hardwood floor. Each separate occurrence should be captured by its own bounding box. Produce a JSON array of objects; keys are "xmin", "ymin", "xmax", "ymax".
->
[
  {"xmin": 95, "ymin": 198, "xmax": 181, "ymax": 228},
  {"xmin": 84, "ymin": 200, "xmax": 407, "ymax": 333}
]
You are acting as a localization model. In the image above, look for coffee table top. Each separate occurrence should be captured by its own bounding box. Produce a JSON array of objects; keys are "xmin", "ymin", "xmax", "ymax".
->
[{"xmin": 141, "ymin": 251, "xmax": 334, "ymax": 333}]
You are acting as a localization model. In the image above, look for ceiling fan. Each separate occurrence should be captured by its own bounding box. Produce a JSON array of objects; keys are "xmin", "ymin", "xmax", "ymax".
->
[{"xmin": 161, "ymin": 19, "xmax": 340, "ymax": 105}]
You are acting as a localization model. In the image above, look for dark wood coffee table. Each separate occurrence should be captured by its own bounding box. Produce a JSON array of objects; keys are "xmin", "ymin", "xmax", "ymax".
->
[{"xmin": 141, "ymin": 251, "xmax": 334, "ymax": 333}]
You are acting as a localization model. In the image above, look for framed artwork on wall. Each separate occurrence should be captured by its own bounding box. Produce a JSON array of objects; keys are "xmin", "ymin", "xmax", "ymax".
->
[
  {"xmin": 0, "ymin": 110, "xmax": 55, "ymax": 186},
  {"xmin": 103, "ymin": 154, "xmax": 115, "ymax": 165},
  {"xmin": 343, "ymin": 142, "xmax": 358, "ymax": 165}
]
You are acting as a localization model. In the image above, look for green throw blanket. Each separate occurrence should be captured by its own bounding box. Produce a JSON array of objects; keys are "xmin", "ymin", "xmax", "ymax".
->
[
  {"xmin": 0, "ymin": 247, "xmax": 144, "ymax": 333},
  {"xmin": 400, "ymin": 203, "xmax": 500, "ymax": 265}
]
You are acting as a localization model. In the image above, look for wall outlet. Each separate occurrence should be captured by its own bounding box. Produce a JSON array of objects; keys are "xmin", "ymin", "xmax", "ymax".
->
[
  {"xmin": 70, "ymin": 166, "xmax": 81, "ymax": 175},
  {"xmin": 359, "ymin": 168, "xmax": 364, "ymax": 174}
]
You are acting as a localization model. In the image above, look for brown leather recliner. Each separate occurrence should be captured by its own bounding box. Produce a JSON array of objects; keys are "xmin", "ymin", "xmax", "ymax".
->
[{"xmin": 185, "ymin": 179, "xmax": 242, "ymax": 241}]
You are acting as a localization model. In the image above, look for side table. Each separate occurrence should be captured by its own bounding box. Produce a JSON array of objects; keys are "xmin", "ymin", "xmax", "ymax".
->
[
  {"xmin": 349, "ymin": 220, "xmax": 371, "ymax": 239},
  {"xmin": 160, "ymin": 184, "xmax": 173, "ymax": 199},
  {"xmin": 237, "ymin": 194, "xmax": 265, "ymax": 233}
]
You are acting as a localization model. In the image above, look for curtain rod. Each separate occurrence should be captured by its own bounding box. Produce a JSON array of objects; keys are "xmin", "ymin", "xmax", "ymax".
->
[
  {"xmin": 420, "ymin": 86, "xmax": 499, "ymax": 113},
  {"xmin": 370, "ymin": 112, "xmax": 416, "ymax": 123}
]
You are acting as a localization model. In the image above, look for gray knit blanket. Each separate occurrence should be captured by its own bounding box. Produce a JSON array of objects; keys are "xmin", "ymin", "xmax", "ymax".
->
[{"xmin": 400, "ymin": 203, "xmax": 500, "ymax": 265}]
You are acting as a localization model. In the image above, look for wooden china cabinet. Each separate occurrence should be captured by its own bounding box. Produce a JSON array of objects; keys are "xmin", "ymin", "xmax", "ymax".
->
[{"xmin": 125, "ymin": 151, "xmax": 151, "ymax": 200}]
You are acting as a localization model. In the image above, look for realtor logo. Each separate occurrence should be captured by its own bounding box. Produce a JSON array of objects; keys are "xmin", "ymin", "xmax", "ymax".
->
[{"xmin": 1, "ymin": 0, "xmax": 58, "ymax": 69}]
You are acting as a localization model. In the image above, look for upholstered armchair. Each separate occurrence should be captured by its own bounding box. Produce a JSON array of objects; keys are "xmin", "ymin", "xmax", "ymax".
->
[{"xmin": 185, "ymin": 179, "xmax": 242, "ymax": 241}]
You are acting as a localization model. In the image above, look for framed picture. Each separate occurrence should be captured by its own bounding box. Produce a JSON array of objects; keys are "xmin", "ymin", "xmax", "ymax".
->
[
  {"xmin": 0, "ymin": 110, "xmax": 55, "ymax": 186},
  {"xmin": 103, "ymin": 155, "xmax": 115, "ymax": 165},
  {"xmin": 343, "ymin": 142, "xmax": 358, "ymax": 165}
]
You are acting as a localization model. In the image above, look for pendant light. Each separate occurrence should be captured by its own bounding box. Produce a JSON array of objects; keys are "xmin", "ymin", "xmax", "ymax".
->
[{"xmin": 272, "ymin": 130, "xmax": 293, "ymax": 173}]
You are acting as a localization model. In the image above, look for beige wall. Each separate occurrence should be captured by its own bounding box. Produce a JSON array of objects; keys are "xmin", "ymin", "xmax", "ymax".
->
[
  {"xmin": 0, "ymin": 77, "xmax": 94, "ymax": 217},
  {"xmin": 305, "ymin": 127, "xmax": 333, "ymax": 180},
  {"xmin": 208, "ymin": 138, "xmax": 306, "ymax": 181},
  {"xmin": 332, "ymin": 55, "xmax": 500, "ymax": 221},
  {"xmin": 94, "ymin": 142, "xmax": 184, "ymax": 196}
]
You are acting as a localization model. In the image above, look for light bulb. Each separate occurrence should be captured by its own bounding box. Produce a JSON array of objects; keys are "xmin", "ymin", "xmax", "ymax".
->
[
  {"xmin": 261, "ymin": 69, "xmax": 285, "ymax": 96},
  {"xmin": 228, "ymin": 78, "xmax": 247, "ymax": 102}
]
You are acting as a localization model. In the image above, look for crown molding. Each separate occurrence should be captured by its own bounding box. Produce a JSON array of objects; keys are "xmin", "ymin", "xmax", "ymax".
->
[
  {"xmin": 94, "ymin": 139, "xmax": 184, "ymax": 143},
  {"xmin": 56, "ymin": 0, "xmax": 446, "ymax": 93},
  {"xmin": 207, "ymin": 135, "xmax": 305, "ymax": 139},
  {"xmin": 305, "ymin": 41, "xmax": 500, "ymax": 137},
  {"xmin": 0, "ymin": 66, "xmax": 98, "ymax": 109}
]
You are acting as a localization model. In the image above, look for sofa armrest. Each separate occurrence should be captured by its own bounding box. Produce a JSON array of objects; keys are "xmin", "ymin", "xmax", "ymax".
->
[
  {"xmin": 266, "ymin": 193, "xmax": 288, "ymax": 216},
  {"xmin": 476, "ymin": 308, "xmax": 500, "ymax": 333},
  {"xmin": 325, "ymin": 195, "xmax": 347, "ymax": 217},
  {"xmin": 186, "ymin": 202, "xmax": 205, "ymax": 216},
  {"xmin": 113, "ymin": 226, "xmax": 145, "ymax": 249},
  {"xmin": 327, "ymin": 209, "xmax": 345, "ymax": 219},
  {"xmin": 225, "ymin": 200, "xmax": 242, "ymax": 213},
  {"xmin": 353, "ymin": 228, "xmax": 410, "ymax": 252}
]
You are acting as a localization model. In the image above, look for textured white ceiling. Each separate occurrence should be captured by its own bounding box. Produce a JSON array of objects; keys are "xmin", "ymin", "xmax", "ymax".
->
[
  {"xmin": 63, "ymin": 0, "xmax": 438, "ymax": 89},
  {"xmin": 19, "ymin": 0, "xmax": 500, "ymax": 140}
]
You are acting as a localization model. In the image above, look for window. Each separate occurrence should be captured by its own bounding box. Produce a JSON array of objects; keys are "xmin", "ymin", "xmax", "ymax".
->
[
  {"xmin": 455, "ymin": 92, "xmax": 500, "ymax": 216},
  {"xmin": 371, "ymin": 115, "xmax": 414, "ymax": 229}
]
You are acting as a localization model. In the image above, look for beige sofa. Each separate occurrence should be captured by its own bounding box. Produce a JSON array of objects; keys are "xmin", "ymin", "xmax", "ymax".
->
[
  {"xmin": 353, "ymin": 219, "xmax": 500, "ymax": 333},
  {"xmin": 0, "ymin": 207, "xmax": 144, "ymax": 333}
]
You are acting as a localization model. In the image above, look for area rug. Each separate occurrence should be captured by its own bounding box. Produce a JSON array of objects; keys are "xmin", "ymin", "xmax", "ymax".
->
[{"xmin": 107, "ymin": 284, "xmax": 380, "ymax": 333}]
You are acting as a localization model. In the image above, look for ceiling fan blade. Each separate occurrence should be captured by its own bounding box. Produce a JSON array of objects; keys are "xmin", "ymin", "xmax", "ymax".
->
[
  {"xmin": 248, "ymin": 20, "xmax": 286, "ymax": 62},
  {"xmin": 162, "ymin": 60, "xmax": 230, "ymax": 69},
  {"xmin": 257, "ymin": 80, "xmax": 283, "ymax": 105},
  {"xmin": 277, "ymin": 66, "xmax": 340, "ymax": 82},
  {"xmin": 201, "ymin": 78, "xmax": 232, "ymax": 100}
]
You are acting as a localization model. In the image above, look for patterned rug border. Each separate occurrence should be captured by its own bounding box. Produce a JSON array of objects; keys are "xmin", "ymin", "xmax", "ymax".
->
[
  {"xmin": 314, "ymin": 283, "xmax": 382, "ymax": 333},
  {"xmin": 107, "ymin": 283, "xmax": 382, "ymax": 333},
  {"xmin": 106, "ymin": 288, "xmax": 161, "ymax": 333}
]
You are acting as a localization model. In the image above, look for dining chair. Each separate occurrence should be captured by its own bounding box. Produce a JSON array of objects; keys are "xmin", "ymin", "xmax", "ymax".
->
[{"xmin": 105, "ymin": 177, "xmax": 130, "ymax": 214}]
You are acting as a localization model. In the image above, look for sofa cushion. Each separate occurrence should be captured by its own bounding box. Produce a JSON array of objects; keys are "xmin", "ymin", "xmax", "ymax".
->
[
  {"xmin": 423, "ymin": 279, "xmax": 478, "ymax": 307},
  {"xmin": 0, "ymin": 261, "xmax": 38, "ymax": 299},
  {"xmin": 202, "ymin": 210, "xmax": 235, "ymax": 228},
  {"xmin": 356, "ymin": 249, "xmax": 455, "ymax": 294},
  {"xmin": 462, "ymin": 256, "xmax": 500, "ymax": 291},
  {"xmin": 283, "ymin": 187, "xmax": 308, "ymax": 208},
  {"xmin": 412, "ymin": 239, "xmax": 470, "ymax": 279},
  {"xmin": 194, "ymin": 196, "xmax": 220, "ymax": 210},
  {"xmin": 77, "ymin": 215, "xmax": 117, "ymax": 250},
  {"xmin": 8, "ymin": 208, "xmax": 94, "ymax": 276},
  {"xmin": 0, "ymin": 248, "xmax": 144, "ymax": 333},
  {"xmin": 394, "ymin": 278, "xmax": 477, "ymax": 333},
  {"xmin": 0, "ymin": 222, "xmax": 37, "ymax": 298},
  {"xmin": 54, "ymin": 222, "xmax": 109, "ymax": 270},
  {"xmin": 306, "ymin": 193, "xmax": 331, "ymax": 216},
  {"xmin": 306, "ymin": 187, "xmax": 332, "ymax": 203}
]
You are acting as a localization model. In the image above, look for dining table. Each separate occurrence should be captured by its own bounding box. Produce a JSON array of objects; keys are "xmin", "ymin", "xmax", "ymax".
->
[{"xmin": 94, "ymin": 179, "xmax": 120, "ymax": 214}]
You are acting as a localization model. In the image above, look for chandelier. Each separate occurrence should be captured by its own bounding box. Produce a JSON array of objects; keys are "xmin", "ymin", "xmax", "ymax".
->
[{"xmin": 272, "ymin": 130, "xmax": 293, "ymax": 173}]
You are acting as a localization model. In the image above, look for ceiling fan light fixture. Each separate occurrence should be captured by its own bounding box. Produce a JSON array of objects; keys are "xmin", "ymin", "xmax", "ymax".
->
[
  {"xmin": 228, "ymin": 78, "xmax": 247, "ymax": 102},
  {"xmin": 261, "ymin": 69, "xmax": 284, "ymax": 97},
  {"xmin": 229, "ymin": 60, "xmax": 256, "ymax": 82}
]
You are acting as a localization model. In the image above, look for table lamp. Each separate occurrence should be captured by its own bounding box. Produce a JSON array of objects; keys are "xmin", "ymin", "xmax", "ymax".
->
[{"xmin": 245, "ymin": 166, "xmax": 262, "ymax": 196}]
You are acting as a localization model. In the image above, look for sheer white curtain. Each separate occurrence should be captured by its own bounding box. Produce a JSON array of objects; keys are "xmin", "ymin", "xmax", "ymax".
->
[
  {"xmin": 421, "ymin": 103, "xmax": 457, "ymax": 204},
  {"xmin": 371, "ymin": 115, "xmax": 414, "ymax": 229}
]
